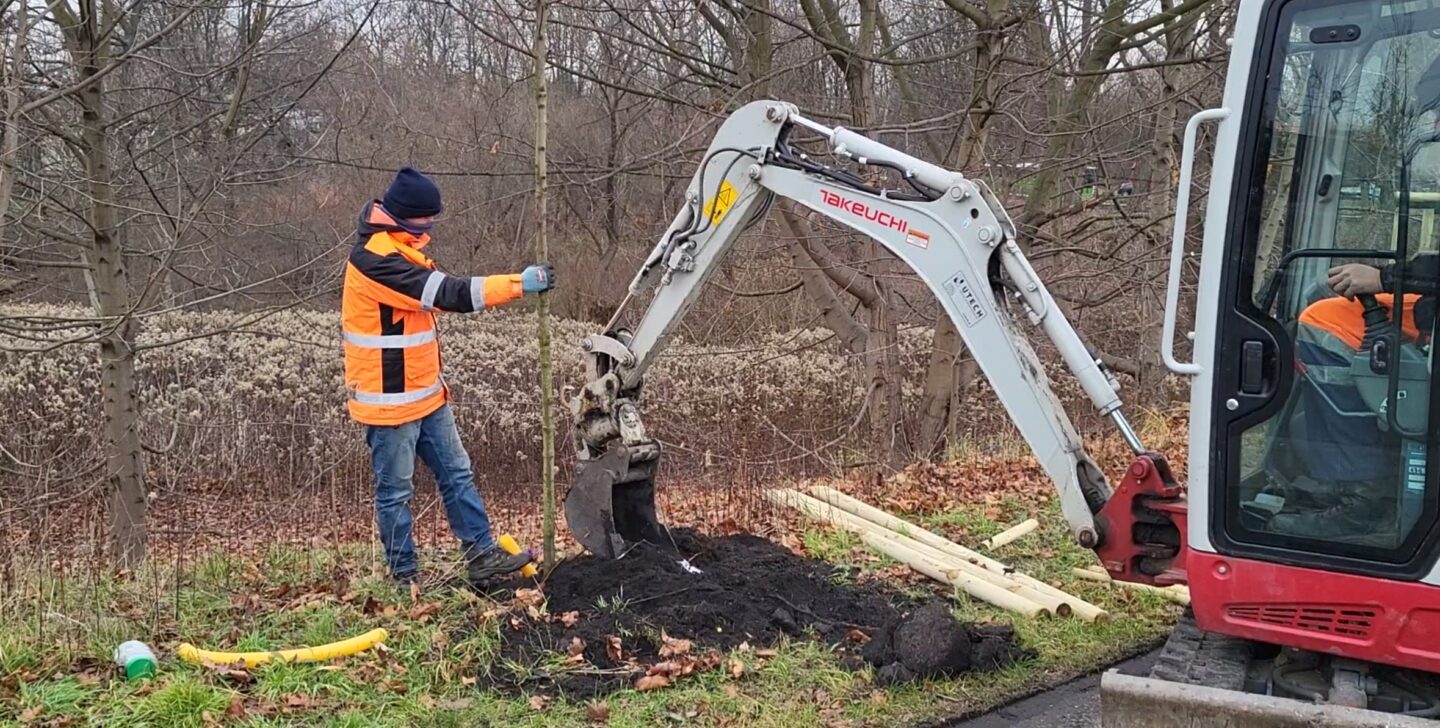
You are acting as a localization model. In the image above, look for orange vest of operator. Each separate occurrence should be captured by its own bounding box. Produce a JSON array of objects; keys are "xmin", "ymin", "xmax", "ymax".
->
[{"xmin": 342, "ymin": 202, "xmax": 525, "ymax": 426}]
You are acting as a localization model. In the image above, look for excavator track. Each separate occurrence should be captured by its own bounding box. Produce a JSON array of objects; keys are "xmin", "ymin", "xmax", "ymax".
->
[
  {"xmin": 1102, "ymin": 613, "xmax": 1439, "ymax": 726},
  {"xmin": 1146, "ymin": 610, "xmax": 1252, "ymax": 692}
]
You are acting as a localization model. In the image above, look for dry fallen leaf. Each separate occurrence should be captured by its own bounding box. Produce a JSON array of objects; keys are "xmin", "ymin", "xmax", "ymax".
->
[
  {"xmin": 515, "ymin": 588, "xmax": 544, "ymax": 607},
  {"xmin": 605, "ymin": 635, "xmax": 623, "ymax": 662},
  {"xmin": 846, "ymin": 629, "xmax": 871, "ymax": 645},
  {"xmin": 567, "ymin": 637, "xmax": 587, "ymax": 663},
  {"xmin": 436, "ymin": 696, "xmax": 475, "ymax": 710},
  {"xmin": 559, "ymin": 611, "xmax": 580, "ymax": 627},
  {"xmin": 754, "ymin": 648, "xmax": 778, "ymax": 658},
  {"xmin": 528, "ymin": 695, "xmax": 550, "ymax": 711},
  {"xmin": 659, "ymin": 631, "xmax": 693, "ymax": 658},
  {"xmin": 635, "ymin": 674, "xmax": 671, "ymax": 691},
  {"xmin": 724, "ymin": 684, "xmax": 741, "ymax": 698},
  {"xmin": 226, "ymin": 694, "xmax": 247, "ymax": 718},
  {"xmin": 19, "ymin": 706, "xmax": 41, "ymax": 723},
  {"xmin": 285, "ymin": 694, "xmax": 313, "ymax": 708},
  {"xmin": 586, "ymin": 701, "xmax": 611, "ymax": 723},
  {"xmin": 408, "ymin": 601, "xmax": 442, "ymax": 621},
  {"xmin": 206, "ymin": 664, "xmax": 253, "ymax": 686},
  {"xmin": 648, "ymin": 660, "xmax": 685, "ymax": 678},
  {"xmin": 727, "ymin": 657, "xmax": 745, "ymax": 679}
]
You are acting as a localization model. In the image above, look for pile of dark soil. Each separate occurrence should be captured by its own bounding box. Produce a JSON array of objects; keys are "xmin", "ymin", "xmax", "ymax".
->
[{"xmin": 476, "ymin": 529, "xmax": 1032, "ymax": 697}]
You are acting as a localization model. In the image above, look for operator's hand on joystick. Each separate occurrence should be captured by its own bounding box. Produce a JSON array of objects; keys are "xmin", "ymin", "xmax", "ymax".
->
[{"xmin": 1327, "ymin": 263, "xmax": 1383, "ymax": 299}]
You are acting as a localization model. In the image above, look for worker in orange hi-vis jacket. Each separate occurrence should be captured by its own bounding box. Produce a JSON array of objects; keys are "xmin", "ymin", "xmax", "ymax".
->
[
  {"xmin": 1281, "ymin": 255, "xmax": 1437, "ymax": 540},
  {"xmin": 341, "ymin": 166, "xmax": 555, "ymax": 587}
]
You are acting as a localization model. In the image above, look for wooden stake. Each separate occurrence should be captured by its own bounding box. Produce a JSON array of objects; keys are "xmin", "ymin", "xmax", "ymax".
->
[
  {"xmin": 859, "ymin": 532, "xmax": 1047, "ymax": 618},
  {"xmin": 805, "ymin": 486, "xmax": 1108, "ymax": 622},
  {"xmin": 1071, "ymin": 568, "xmax": 1191, "ymax": 606},
  {"xmin": 767, "ymin": 489, "xmax": 1054, "ymax": 616},
  {"xmin": 982, "ymin": 518, "xmax": 1039, "ymax": 550},
  {"xmin": 532, "ymin": 0, "xmax": 556, "ymax": 569}
]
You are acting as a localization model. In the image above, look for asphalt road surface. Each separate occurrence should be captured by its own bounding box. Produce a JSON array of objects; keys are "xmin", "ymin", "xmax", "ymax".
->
[{"xmin": 945, "ymin": 650, "xmax": 1161, "ymax": 728}]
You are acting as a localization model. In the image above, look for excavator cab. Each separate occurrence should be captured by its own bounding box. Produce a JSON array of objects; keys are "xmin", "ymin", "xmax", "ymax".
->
[
  {"xmin": 1210, "ymin": 0, "xmax": 1440, "ymax": 568},
  {"xmin": 1126, "ymin": 0, "xmax": 1440, "ymax": 714}
]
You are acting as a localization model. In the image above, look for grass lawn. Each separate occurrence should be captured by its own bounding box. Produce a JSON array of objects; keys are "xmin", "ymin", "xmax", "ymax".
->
[{"xmin": 1, "ymin": 497, "xmax": 1181, "ymax": 727}]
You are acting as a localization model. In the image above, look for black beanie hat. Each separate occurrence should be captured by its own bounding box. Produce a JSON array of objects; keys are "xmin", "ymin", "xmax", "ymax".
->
[{"xmin": 383, "ymin": 166, "xmax": 443, "ymax": 219}]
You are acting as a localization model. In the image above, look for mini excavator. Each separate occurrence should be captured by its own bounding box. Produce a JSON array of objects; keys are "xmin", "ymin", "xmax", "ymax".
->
[{"xmin": 563, "ymin": 0, "xmax": 1440, "ymax": 720}]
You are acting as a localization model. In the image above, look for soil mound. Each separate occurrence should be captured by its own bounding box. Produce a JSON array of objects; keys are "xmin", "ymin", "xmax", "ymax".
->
[{"xmin": 476, "ymin": 530, "xmax": 1031, "ymax": 697}]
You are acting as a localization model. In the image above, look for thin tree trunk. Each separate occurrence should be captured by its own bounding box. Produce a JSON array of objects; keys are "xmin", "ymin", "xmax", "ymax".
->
[
  {"xmin": 533, "ymin": 0, "xmax": 557, "ymax": 569},
  {"xmin": 0, "ymin": 0, "xmax": 25, "ymax": 246},
  {"xmin": 67, "ymin": 0, "xmax": 147, "ymax": 566},
  {"xmin": 916, "ymin": 316, "xmax": 962, "ymax": 459},
  {"xmin": 743, "ymin": 0, "xmax": 772, "ymax": 99}
]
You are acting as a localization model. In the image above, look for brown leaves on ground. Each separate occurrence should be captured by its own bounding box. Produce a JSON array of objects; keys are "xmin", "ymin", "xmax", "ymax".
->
[
  {"xmin": 634, "ymin": 674, "xmax": 670, "ymax": 691},
  {"xmin": 480, "ymin": 587, "xmax": 549, "ymax": 623},
  {"xmin": 407, "ymin": 601, "xmax": 442, "ymax": 622},
  {"xmin": 658, "ymin": 630, "xmax": 692, "ymax": 658},
  {"xmin": 605, "ymin": 635, "xmax": 624, "ymax": 663},
  {"xmin": 200, "ymin": 661, "xmax": 254, "ymax": 686},
  {"xmin": 528, "ymin": 695, "xmax": 550, "ymax": 711},
  {"xmin": 585, "ymin": 701, "xmax": 611, "ymax": 723},
  {"xmin": 635, "ymin": 647, "xmax": 726, "ymax": 691},
  {"xmin": 566, "ymin": 637, "xmax": 587, "ymax": 663}
]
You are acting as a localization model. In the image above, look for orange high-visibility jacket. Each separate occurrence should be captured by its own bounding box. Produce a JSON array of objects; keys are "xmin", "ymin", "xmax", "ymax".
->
[{"xmin": 342, "ymin": 202, "xmax": 526, "ymax": 426}]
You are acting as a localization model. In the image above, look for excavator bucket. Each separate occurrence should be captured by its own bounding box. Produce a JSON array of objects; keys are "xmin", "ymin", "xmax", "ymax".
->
[{"xmin": 564, "ymin": 446, "xmax": 669, "ymax": 559}]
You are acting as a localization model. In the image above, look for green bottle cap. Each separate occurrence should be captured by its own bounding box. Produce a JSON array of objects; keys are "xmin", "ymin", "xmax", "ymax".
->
[{"xmin": 125, "ymin": 657, "xmax": 156, "ymax": 680}]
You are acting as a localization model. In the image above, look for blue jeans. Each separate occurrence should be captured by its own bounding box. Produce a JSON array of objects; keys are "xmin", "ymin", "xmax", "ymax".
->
[{"xmin": 364, "ymin": 404, "xmax": 495, "ymax": 577}]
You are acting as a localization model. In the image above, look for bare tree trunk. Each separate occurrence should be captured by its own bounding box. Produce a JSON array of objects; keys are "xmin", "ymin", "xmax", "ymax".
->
[
  {"xmin": 906, "ymin": 0, "xmax": 1009, "ymax": 459},
  {"xmin": 742, "ymin": 0, "xmax": 771, "ymax": 99},
  {"xmin": 0, "ymin": 0, "xmax": 25, "ymax": 247},
  {"xmin": 916, "ymin": 316, "xmax": 964, "ymax": 458},
  {"xmin": 63, "ymin": 0, "xmax": 147, "ymax": 566},
  {"xmin": 851, "ymin": 0, "xmax": 904, "ymax": 466},
  {"xmin": 780, "ymin": 206, "xmax": 868, "ymax": 353}
]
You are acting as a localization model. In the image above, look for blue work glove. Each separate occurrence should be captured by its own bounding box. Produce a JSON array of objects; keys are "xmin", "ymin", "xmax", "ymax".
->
[{"xmin": 521, "ymin": 263, "xmax": 556, "ymax": 294}]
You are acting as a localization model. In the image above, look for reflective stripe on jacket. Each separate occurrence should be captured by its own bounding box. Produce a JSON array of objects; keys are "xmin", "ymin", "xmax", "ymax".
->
[{"xmin": 342, "ymin": 201, "xmax": 526, "ymax": 426}]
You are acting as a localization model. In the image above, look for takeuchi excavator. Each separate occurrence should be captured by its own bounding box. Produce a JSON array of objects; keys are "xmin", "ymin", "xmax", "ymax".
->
[{"xmin": 562, "ymin": 0, "xmax": 1440, "ymax": 721}]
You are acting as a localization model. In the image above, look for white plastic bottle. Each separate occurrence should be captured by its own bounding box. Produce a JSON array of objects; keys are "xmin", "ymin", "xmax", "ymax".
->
[{"xmin": 114, "ymin": 640, "xmax": 157, "ymax": 680}]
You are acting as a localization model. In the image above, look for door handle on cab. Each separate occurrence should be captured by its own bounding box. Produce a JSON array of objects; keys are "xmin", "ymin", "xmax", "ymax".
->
[{"xmin": 1162, "ymin": 107, "xmax": 1231, "ymax": 375}]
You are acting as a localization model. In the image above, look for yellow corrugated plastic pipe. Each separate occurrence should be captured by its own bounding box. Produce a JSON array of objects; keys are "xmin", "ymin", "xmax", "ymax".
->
[
  {"xmin": 177, "ymin": 628, "xmax": 388, "ymax": 668},
  {"xmin": 498, "ymin": 534, "xmax": 538, "ymax": 577}
]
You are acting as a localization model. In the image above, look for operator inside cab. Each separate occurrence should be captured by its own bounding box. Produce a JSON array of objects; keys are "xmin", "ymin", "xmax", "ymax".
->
[{"xmin": 1272, "ymin": 55, "xmax": 1440, "ymax": 542}]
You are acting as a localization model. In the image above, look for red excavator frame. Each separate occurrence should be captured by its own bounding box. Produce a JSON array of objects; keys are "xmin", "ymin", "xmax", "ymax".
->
[{"xmin": 1094, "ymin": 454, "xmax": 1440, "ymax": 674}]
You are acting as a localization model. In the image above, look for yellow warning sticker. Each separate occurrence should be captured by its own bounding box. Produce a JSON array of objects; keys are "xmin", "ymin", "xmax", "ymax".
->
[{"xmin": 703, "ymin": 180, "xmax": 739, "ymax": 224}]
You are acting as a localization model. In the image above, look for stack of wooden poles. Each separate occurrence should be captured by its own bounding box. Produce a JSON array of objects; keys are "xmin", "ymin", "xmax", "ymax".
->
[{"xmin": 767, "ymin": 486, "xmax": 1115, "ymax": 621}]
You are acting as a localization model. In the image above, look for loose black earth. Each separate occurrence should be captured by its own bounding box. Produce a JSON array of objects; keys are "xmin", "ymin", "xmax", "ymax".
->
[{"xmin": 476, "ymin": 529, "xmax": 1033, "ymax": 697}]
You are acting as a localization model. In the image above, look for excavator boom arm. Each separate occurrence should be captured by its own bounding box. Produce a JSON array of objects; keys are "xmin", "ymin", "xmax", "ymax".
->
[{"xmin": 567, "ymin": 100, "xmax": 1178, "ymax": 571}]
